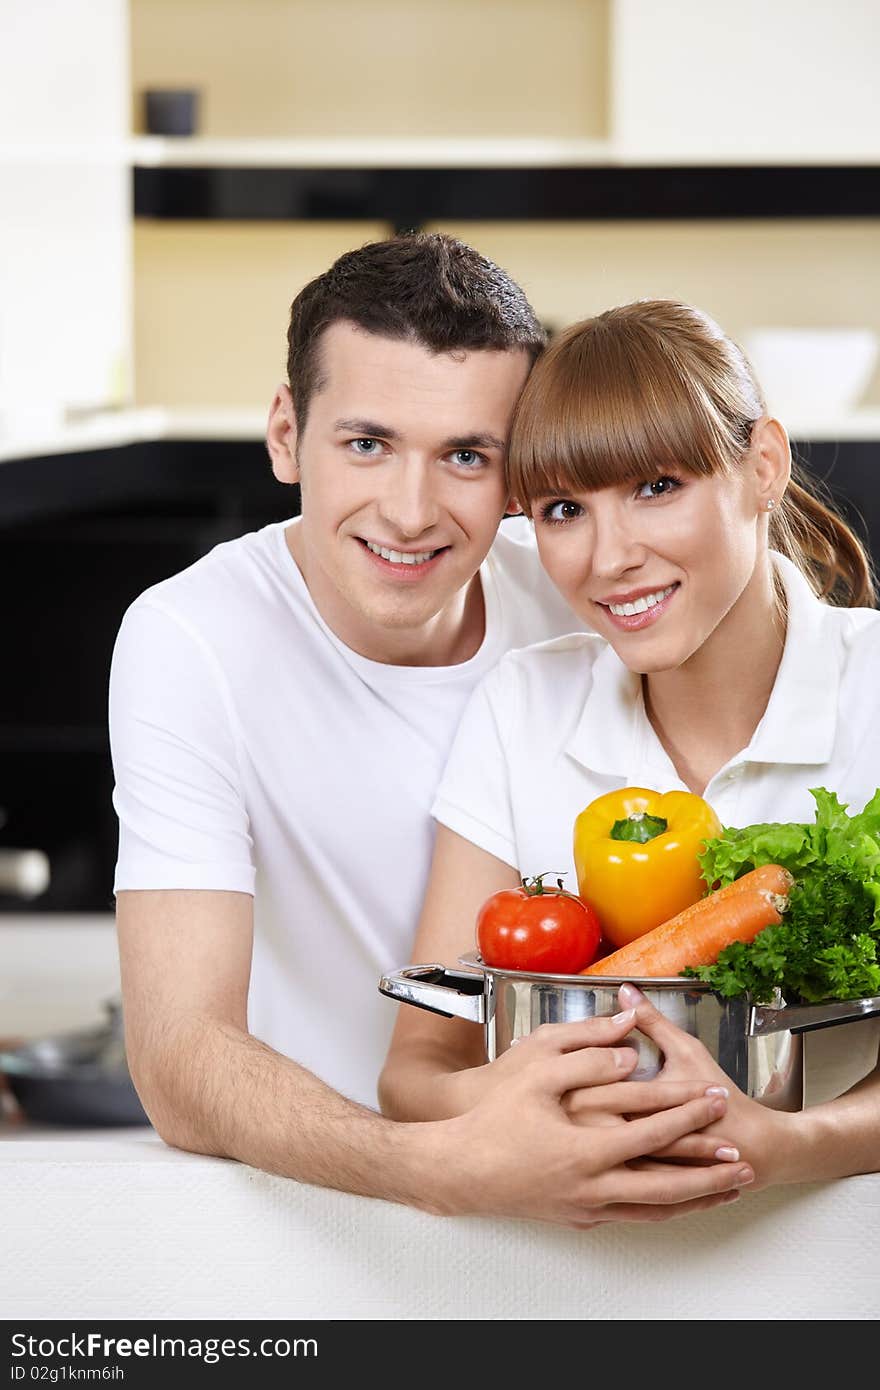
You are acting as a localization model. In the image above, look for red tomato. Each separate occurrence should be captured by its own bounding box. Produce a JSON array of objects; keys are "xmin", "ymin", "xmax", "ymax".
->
[{"xmin": 476, "ymin": 874, "xmax": 602, "ymax": 974}]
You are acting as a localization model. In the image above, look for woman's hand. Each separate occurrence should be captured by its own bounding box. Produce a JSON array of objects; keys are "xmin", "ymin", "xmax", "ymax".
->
[
  {"xmin": 618, "ymin": 983, "xmax": 797, "ymax": 1188},
  {"xmin": 439, "ymin": 1019, "xmax": 754, "ymax": 1227}
]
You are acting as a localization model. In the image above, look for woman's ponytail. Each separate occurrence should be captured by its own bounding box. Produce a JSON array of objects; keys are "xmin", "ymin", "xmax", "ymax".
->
[{"xmin": 770, "ymin": 460, "xmax": 876, "ymax": 608}]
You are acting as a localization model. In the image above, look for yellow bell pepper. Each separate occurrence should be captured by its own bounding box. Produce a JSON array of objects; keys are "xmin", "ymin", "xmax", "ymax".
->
[{"xmin": 572, "ymin": 787, "xmax": 722, "ymax": 949}]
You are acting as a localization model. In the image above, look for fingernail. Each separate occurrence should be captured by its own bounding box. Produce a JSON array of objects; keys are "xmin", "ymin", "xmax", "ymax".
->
[
  {"xmin": 715, "ymin": 1146, "xmax": 740, "ymax": 1161},
  {"xmin": 618, "ymin": 983, "xmax": 645, "ymax": 1007},
  {"xmin": 709, "ymin": 1097, "xmax": 726, "ymax": 1117},
  {"xmin": 611, "ymin": 1007, "xmax": 636, "ymax": 1025},
  {"xmin": 722, "ymin": 1190, "xmax": 740, "ymax": 1204},
  {"xmin": 735, "ymin": 1166, "xmax": 754, "ymax": 1186},
  {"xmin": 705, "ymin": 1085, "xmax": 729, "ymax": 1097},
  {"xmin": 613, "ymin": 1047, "xmax": 638, "ymax": 1069}
]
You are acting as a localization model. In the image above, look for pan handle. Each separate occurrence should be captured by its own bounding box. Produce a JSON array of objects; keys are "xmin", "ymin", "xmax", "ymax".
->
[
  {"xmin": 750, "ymin": 993, "xmax": 880, "ymax": 1037},
  {"xmin": 378, "ymin": 965, "xmax": 487, "ymax": 1022}
]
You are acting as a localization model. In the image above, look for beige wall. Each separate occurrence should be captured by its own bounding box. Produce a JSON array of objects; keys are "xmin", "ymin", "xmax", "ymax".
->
[
  {"xmin": 134, "ymin": 219, "xmax": 880, "ymax": 408},
  {"xmin": 131, "ymin": 0, "xmax": 609, "ymax": 139},
  {"xmin": 433, "ymin": 220, "xmax": 880, "ymax": 340},
  {"xmin": 134, "ymin": 222, "xmax": 388, "ymax": 407}
]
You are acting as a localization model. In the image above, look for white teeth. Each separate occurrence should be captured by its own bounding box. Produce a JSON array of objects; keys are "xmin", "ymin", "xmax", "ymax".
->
[
  {"xmin": 365, "ymin": 540, "xmax": 437, "ymax": 565},
  {"xmin": 608, "ymin": 585, "xmax": 675, "ymax": 617}
]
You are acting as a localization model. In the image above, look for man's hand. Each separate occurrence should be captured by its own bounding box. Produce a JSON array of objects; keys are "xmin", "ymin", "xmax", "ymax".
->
[{"xmin": 429, "ymin": 1009, "xmax": 643, "ymax": 1115}]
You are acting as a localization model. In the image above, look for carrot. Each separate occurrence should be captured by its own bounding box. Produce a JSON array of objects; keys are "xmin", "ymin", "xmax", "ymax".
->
[{"xmin": 581, "ymin": 863, "xmax": 794, "ymax": 978}]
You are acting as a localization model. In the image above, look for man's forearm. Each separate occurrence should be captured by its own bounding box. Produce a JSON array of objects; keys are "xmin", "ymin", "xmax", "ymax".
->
[{"xmin": 135, "ymin": 1013, "xmax": 450, "ymax": 1212}]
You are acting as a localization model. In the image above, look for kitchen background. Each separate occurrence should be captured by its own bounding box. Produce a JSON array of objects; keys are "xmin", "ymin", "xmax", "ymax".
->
[{"xmin": 1, "ymin": 0, "xmax": 879, "ymax": 1041}]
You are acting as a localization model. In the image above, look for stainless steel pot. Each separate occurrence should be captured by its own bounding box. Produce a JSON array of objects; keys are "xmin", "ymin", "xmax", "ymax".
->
[{"xmin": 379, "ymin": 954, "xmax": 880, "ymax": 1111}]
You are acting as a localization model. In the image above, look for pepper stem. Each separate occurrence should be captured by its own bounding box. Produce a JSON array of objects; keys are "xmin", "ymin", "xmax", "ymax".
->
[{"xmin": 609, "ymin": 812, "xmax": 668, "ymax": 844}]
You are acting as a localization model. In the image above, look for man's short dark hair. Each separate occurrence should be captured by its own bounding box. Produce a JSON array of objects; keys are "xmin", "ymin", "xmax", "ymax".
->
[{"xmin": 286, "ymin": 232, "xmax": 546, "ymax": 425}]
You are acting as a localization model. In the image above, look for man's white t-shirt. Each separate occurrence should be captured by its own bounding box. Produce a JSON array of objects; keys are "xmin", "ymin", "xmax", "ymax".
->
[
  {"xmin": 432, "ymin": 552, "xmax": 880, "ymax": 1100},
  {"xmin": 109, "ymin": 516, "xmax": 579, "ymax": 1107}
]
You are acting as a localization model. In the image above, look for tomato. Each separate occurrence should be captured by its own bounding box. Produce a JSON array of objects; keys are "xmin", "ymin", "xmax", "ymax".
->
[{"xmin": 476, "ymin": 873, "xmax": 602, "ymax": 974}]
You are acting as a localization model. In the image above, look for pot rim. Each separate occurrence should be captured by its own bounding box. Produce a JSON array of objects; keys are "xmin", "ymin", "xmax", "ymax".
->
[{"xmin": 456, "ymin": 950, "xmax": 720, "ymax": 991}]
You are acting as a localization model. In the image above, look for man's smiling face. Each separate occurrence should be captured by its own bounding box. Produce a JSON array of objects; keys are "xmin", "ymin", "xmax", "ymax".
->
[{"xmin": 269, "ymin": 321, "xmax": 532, "ymax": 663}]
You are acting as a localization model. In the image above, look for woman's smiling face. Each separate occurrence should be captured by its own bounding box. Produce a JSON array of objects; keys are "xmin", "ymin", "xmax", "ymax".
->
[{"xmin": 532, "ymin": 466, "xmax": 764, "ymax": 675}]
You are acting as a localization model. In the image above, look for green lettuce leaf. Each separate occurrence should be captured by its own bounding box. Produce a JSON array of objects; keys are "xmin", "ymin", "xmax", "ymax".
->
[{"xmin": 687, "ymin": 788, "xmax": 880, "ymax": 1003}]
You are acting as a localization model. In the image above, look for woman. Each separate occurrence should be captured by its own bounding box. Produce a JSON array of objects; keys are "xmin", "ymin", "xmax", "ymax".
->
[{"xmin": 379, "ymin": 299, "xmax": 880, "ymax": 1192}]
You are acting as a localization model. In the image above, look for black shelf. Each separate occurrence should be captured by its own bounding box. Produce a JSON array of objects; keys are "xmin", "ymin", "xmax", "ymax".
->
[
  {"xmin": 134, "ymin": 164, "xmax": 880, "ymax": 226},
  {"xmin": 0, "ymin": 439, "xmax": 298, "ymax": 528}
]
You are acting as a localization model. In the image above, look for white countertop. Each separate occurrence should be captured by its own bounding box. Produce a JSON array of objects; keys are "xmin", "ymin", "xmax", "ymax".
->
[{"xmin": 2, "ymin": 1123, "xmax": 879, "ymax": 1320}]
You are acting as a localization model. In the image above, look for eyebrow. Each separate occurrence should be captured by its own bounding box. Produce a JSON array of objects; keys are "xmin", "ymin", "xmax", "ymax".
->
[
  {"xmin": 441, "ymin": 432, "xmax": 506, "ymax": 452},
  {"xmin": 335, "ymin": 418, "xmax": 402, "ymax": 440},
  {"xmin": 334, "ymin": 419, "xmax": 506, "ymax": 451}
]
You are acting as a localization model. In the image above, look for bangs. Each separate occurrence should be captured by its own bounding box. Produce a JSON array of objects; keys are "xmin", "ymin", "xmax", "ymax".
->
[{"xmin": 507, "ymin": 310, "xmax": 755, "ymax": 508}]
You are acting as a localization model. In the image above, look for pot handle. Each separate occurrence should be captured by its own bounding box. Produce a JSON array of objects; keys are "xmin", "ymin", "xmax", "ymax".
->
[
  {"xmin": 750, "ymin": 993, "xmax": 880, "ymax": 1037},
  {"xmin": 378, "ymin": 965, "xmax": 487, "ymax": 1022}
]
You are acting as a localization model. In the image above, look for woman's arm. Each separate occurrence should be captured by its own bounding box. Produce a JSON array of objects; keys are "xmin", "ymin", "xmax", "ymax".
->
[
  {"xmin": 378, "ymin": 824, "xmax": 522, "ymax": 1120},
  {"xmin": 788, "ymin": 1066, "xmax": 880, "ymax": 1182}
]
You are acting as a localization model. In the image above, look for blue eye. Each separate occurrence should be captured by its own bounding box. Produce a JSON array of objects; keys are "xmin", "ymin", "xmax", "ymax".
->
[
  {"xmin": 637, "ymin": 476, "xmax": 682, "ymax": 499},
  {"xmin": 539, "ymin": 499, "xmax": 583, "ymax": 524},
  {"xmin": 351, "ymin": 438, "xmax": 380, "ymax": 455},
  {"xmin": 450, "ymin": 449, "xmax": 486, "ymax": 468}
]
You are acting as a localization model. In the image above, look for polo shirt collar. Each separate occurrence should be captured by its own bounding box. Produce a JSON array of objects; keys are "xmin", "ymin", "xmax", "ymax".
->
[
  {"xmin": 566, "ymin": 640, "xmax": 646, "ymax": 779},
  {"xmin": 565, "ymin": 552, "xmax": 841, "ymax": 780}
]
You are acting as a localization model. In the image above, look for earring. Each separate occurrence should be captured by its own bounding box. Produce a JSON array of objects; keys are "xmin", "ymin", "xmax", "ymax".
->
[{"xmin": 765, "ymin": 498, "xmax": 776, "ymax": 511}]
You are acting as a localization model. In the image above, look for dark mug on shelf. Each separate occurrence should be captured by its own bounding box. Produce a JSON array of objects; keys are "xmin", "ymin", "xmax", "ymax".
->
[{"xmin": 144, "ymin": 87, "xmax": 200, "ymax": 137}]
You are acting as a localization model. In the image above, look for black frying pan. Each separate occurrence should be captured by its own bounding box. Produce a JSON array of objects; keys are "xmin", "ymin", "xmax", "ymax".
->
[{"xmin": 0, "ymin": 1001, "xmax": 149, "ymax": 1126}]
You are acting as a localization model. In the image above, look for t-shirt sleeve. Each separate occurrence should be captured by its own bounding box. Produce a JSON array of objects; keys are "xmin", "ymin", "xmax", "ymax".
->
[
  {"xmin": 109, "ymin": 599, "xmax": 256, "ymax": 895},
  {"xmin": 431, "ymin": 661, "xmax": 519, "ymax": 870}
]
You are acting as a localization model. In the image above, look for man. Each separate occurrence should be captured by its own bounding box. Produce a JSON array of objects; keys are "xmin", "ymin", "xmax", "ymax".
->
[{"xmin": 110, "ymin": 234, "xmax": 747, "ymax": 1225}]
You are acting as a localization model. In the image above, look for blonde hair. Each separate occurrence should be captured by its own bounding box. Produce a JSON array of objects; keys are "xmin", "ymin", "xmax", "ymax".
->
[{"xmin": 508, "ymin": 300, "xmax": 875, "ymax": 607}]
